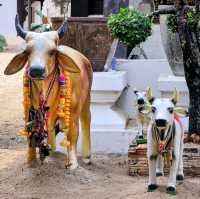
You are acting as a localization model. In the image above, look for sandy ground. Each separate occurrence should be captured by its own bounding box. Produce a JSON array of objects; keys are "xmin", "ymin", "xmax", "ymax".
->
[{"xmin": 0, "ymin": 38, "xmax": 199, "ymax": 199}]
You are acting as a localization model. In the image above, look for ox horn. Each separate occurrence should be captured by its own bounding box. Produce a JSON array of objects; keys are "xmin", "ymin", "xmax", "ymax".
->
[
  {"xmin": 57, "ymin": 20, "xmax": 67, "ymax": 39},
  {"xmin": 15, "ymin": 15, "xmax": 27, "ymax": 39},
  {"xmin": 146, "ymin": 87, "xmax": 154, "ymax": 104},
  {"xmin": 172, "ymin": 88, "xmax": 179, "ymax": 105}
]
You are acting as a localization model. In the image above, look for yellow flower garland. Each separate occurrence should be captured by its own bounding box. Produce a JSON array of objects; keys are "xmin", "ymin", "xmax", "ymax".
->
[{"xmin": 19, "ymin": 73, "xmax": 31, "ymax": 137}]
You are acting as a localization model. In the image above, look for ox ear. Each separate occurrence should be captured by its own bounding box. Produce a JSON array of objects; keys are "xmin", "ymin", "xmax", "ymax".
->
[
  {"xmin": 133, "ymin": 90, "xmax": 138, "ymax": 95},
  {"xmin": 174, "ymin": 107, "xmax": 188, "ymax": 117},
  {"xmin": 146, "ymin": 87, "xmax": 154, "ymax": 104},
  {"xmin": 171, "ymin": 88, "xmax": 179, "ymax": 105},
  {"xmin": 4, "ymin": 51, "xmax": 28, "ymax": 75},
  {"xmin": 57, "ymin": 49, "xmax": 80, "ymax": 73}
]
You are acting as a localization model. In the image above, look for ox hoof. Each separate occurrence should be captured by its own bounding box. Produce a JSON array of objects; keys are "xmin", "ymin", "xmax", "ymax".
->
[
  {"xmin": 27, "ymin": 159, "xmax": 39, "ymax": 168},
  {"xmin": 176, "ymin": 174, "xmax": 184, "ymax": 181},
  {"xmin": 156, "ymin": 172, "xmax": 163, "ymax": 177},
  {"xmin": 148, "ymin": 184, "xmax": 158, "ymax": 192},
  {"xmin": 82, "ymin": 157, "xmax": 92, "ymax": 165},
  {"xmin": 65, "ymin": 162, "xmax": 78, "ymax": 170},
  {"xmin": 166, "ymin": 186, "xmax": 176, "ymax": 195}
]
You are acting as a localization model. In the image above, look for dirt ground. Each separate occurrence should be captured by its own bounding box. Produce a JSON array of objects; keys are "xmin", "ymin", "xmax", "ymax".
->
[{"xmin": 0, "ymin": 39, "xmax": 199, "ymax": 199}]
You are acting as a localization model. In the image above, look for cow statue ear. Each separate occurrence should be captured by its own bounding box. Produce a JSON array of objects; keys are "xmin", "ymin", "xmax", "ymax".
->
[
  {"xmin": 133, "ymin": 90, "xmax": 138, "ymax": 95},
  {"xmin": 56, "ymin": 46, "xmax": 81, "ymax": 73},
  {"xmin": 146, "ymin": 86, "xmax": 154, "ymax": 104},
  {"xmin": 4, "ymin": 51, "xmax": 28, "ymax": 75},
  {"xmin": 171, "ymin": 88, "xmax": 179, "ymax": 105}
]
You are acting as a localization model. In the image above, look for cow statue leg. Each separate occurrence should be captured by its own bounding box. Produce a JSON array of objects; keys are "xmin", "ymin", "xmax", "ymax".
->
[
  {"xmin": 137, "ymin": 119, "xmax": 144, "ymax": 138},
  {"xmin": 147, "ymin": 125, "xmax": 158, "ymax": 192},
  {"xmin": 156, "ymin": 154, "xmax": 164, "ymax": 176},
  {"xmin": 27, "ymin": 142, "xmax": 36, "ymax": 162},
  {"xmin": 80, "ymin": 98, "xmax": 91, "ymax": 164},
  {"xmin": 176, "ymin": 140, "xmax": 184, "ymax": 181},
  {"xmin": 67, "ymin": 118, "xmax": 79, "ymax": 170},
  {"xmin": 166, "ymin": 124, "xmax": 182, "ymax": 195}
]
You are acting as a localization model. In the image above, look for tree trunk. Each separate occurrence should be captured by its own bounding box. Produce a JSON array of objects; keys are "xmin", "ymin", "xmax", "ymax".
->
[{"xmin": 175, "ymin": 0, "xmax": 200, "ymax": 135}]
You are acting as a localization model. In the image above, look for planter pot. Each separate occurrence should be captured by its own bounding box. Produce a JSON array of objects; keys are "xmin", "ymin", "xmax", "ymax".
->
[
  {"xmin": 51, "ymin": 17, "xmax": 113, "ymax": 72},
  {"xmin": 159, "ymin": 6, "xmax": 184, "ymax": 76}
]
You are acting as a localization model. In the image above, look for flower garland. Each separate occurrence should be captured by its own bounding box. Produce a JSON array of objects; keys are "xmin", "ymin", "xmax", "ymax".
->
[
  {"xmin": 19, "ymin": 73, "xmax": 31, "ymax": 137},
  {"xmin": 20, "ymin": 69, "xmax": 72, "ymax": 150},
  {"xmin": 57, "ymin": 71, "xmax": 71, "ymax": 149}
]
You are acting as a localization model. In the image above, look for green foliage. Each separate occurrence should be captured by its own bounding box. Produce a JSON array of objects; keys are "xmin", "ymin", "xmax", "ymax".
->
[
  {"xmin": 166, "ymin": 14, "xmax": 178, "ymax": 33},
  {"xmin": 167, "ymin": 8, "xmax": 200, "ymax": 33},
  {"xmin": 30, "ymin": 10, "xmax": 52, "ymax": 33},
  {"xmin": 0, "ymin": 34, "xmax": 7, "ymax": 52},
  {"xmin": 108, "ymin": 8, "xmax": 152, "ymax": 49},
  {"xmin": 31, "ymin": 23, "xmax": 52, "ymax": 32}
]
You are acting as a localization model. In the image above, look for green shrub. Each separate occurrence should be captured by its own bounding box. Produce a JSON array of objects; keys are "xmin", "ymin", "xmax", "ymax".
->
[
  {"xmin": 108, "ymin": 8, "xmax": 152, "ymax": 49},
  {"xmin": 167, "ymin": 8, "xmax": 200, "ymax": 33},
  {"xmin": 0, "ymin": 34, "xmax": 7, "ymax": 52}
]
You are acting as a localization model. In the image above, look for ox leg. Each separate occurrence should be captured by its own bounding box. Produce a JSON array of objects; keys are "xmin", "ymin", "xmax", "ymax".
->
[
  {"xmin": 27, "ymin": 139, "xmax": 36, "ymax": 162},
  {"xmin": 67, "ymin": 119, "xmax": 79, "ymax": 170},
  {"xmin": 80, "ymin": 98, "xmax": 91, "ymax": 164},
  {"xmin": 137, "ymin": 118, "xmax": 143, "ymax": 138},
  {"xmin": 156, "ymin": 154, "xmax": 164, "ymax": 176},
  {"xmin": 167, "ymin": 137, "xmax": 181, "ymax": 195},
  {"xmin": 147, "ymin": 126, "xmax": 158, "ymax": 192},
  {"xmin": 177, "ymin": 141, "xmax": 184, "ymax": 181}
]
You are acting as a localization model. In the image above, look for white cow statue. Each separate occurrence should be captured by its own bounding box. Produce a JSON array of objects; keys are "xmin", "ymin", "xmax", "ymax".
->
[
  {"xmin": 134, "ymin": 88, "xmax": 154, "ymax": 138},
  {"xmin": 146, "ymin": 88, "xmax": 184, "ymax": 195}
]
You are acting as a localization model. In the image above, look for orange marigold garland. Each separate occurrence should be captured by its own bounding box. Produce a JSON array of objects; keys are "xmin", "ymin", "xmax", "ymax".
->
[{"xmin": 19, "ymin": 73, "xmax": 31, "ymax": 137}]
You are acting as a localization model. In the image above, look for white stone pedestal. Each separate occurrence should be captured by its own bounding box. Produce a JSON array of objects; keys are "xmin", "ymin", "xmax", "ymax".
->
[
  {"xmin": 89, "ymin": 71, "xmax": 137, "ymax": 153},
  {"xmin": 158, "ymin": 74, "xmax": 189, "ymax": 131},
  {"xmin": 91, "ymin": 71, "xmax": 128, "ymax": 130}
]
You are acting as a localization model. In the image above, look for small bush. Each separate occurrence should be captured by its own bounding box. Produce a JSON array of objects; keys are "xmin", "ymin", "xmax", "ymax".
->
[
  {"xmin": 0, "ymin": 34, "xmax": 7, "ymax": 52},
  {"xmin": 108, "ymin": 8, "xmax": 152, "ymax": 49}
]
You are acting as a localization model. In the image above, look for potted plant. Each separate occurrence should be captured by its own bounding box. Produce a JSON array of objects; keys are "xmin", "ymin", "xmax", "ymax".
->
[{"xmin": 107, "ymin": 8, "xmax": 152, "ymax": 59}]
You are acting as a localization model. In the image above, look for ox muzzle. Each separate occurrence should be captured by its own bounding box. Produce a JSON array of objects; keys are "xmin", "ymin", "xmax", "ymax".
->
[
  {"xmin": 28, "ymin": 65, "xmax": 46, "ymax": 79},
  {"xmin": 155, "ymin": 119, "xmax": 167, "ymax": 128}
]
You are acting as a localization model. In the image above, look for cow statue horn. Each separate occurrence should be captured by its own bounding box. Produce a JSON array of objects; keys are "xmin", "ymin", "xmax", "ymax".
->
[
  {"xmin": 146, "ymin": 87, "xmax": 154, "ymax": 104},
  {"xmin": 172, "ymin": 88, "xmax": 179, "ymax": 105},
  {"xmin": 15, "ymin": 15, "xmax": 27, "ymax": 39},
  {"xmin": 57, "ymin": 20, "xmax": 67, "ymax": 39}
]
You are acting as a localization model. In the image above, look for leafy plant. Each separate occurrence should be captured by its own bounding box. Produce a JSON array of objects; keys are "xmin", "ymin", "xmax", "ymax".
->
[
  {"xmin": 0, "ymin": 34, "xmax": 7, "ymax": 52},
  {"xmin": 31, "ymin": 10, "xmax": 52, "ymax": 32},
  {"xmin": 108, "ymin": 8, "xmax": 152, "ymax": 49},
  {"xmin": 167, "ymin": 8, "xmax": 200, "ymax": 33}
]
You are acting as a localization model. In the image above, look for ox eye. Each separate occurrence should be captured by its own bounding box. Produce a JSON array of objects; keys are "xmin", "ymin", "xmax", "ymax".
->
[
  {"xmin": 168, "ymin": 107, "xmax": 174, "ymax": 114},
  {"xmin": 48, "ymin": 49, "xmax": 56, "ymax": 56},
  {"xmin": 152, "ymin": 106, "xmax": 156, "ymax": 113}
]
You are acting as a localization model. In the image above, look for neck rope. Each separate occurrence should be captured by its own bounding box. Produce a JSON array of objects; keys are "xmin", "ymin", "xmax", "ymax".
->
[{"xmin": 152, "ymin": 122, "xmax": 175, "ymax": 155}]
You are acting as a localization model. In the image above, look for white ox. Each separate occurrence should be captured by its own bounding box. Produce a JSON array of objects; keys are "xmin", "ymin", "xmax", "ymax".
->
[
  {"xmin": 134, "ymin": 88, "xmax": 154, "ymax": 138},
  {"xmin": 146, "ymin": 88, "xmax": 184, "ymax": 195}
]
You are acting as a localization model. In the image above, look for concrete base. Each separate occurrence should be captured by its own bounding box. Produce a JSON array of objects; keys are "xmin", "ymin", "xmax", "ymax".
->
[{"xmin": 56, "ymin": 128, "xmax": 137, "ymax": 154}]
